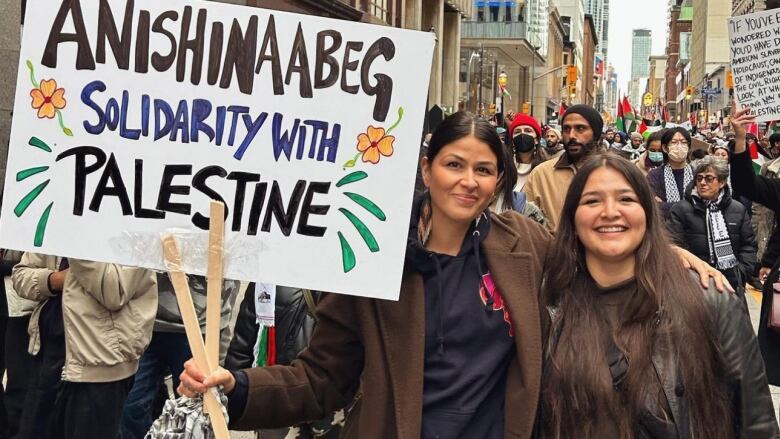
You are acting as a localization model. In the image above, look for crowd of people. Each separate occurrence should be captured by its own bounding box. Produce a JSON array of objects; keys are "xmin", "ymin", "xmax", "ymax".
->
[{"xmin": 1, "ymin": 103, "xmax": 780, "ymax": 438}]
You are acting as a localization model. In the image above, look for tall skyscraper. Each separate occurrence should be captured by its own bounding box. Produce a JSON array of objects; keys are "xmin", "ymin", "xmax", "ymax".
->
[
  {"xmin": 585, "ymin": 0, "xmax": 609, "ymax": 57},
  {"xmin": 630, "ymin": 29, "xmax": 652, "ymax": 108}
]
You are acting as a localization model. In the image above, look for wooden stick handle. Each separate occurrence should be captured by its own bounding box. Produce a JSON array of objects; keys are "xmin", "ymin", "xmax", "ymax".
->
[
  {"xmin": 206, "ymin": 201, "xmax": 225, "ymax": 371},
  {"xmin": 162, "ymin": 235, "xmax": 229, "ymax": 439}
]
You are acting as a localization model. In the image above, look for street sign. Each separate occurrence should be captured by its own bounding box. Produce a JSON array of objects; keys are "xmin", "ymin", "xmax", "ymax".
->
[{"xmin": 701, "ymin": 87, "xmax": 722, "ymax": 96}]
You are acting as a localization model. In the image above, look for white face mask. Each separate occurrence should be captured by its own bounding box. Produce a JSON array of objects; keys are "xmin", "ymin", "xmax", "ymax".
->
[{"xmin": 668, "ymin": 144, "xmax": 689, "ymax": 162}]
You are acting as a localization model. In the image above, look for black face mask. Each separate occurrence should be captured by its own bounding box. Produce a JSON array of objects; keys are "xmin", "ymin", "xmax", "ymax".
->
[{"xmin": 513, "ymin": 133, "xmax": 536, "ymax": 154}]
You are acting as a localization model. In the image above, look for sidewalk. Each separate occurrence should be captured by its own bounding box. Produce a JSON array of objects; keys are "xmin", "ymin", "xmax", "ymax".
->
[{"xmin": 746, "ymin": 285, "xmax": 780, "ymax": 423}]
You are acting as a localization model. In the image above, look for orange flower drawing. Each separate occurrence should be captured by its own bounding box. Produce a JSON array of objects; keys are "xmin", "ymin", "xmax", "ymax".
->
[
  {"xmin": 30, "ymin": 79, "xmax": 66, "ymax": 119},
  {"xmin": 356, "ymin": 126, "xmax": 394, "ymax": 164}
]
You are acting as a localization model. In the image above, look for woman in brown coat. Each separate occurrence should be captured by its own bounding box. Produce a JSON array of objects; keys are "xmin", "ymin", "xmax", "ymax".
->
[{"xmin": 178, "ymin": 113, "xmax": 726, "ymax": 439}]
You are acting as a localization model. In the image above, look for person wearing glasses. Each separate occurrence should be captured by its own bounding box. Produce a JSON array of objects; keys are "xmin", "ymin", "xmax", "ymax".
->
[
  {"xmin": 646, "ymin": 127, "xmax": 694, "ymax": 220},
  {"xmin": 668, "ymin": 155, "xmax": 757, "ymax": 306}
]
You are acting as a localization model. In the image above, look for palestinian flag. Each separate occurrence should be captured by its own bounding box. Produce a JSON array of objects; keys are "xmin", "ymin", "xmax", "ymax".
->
[
  {"xmin": 622, "ymin": 97, "xmax": 636, "ymax": 133},
  {"xmin": 616, "ymin": 95, "xmax": 625, "ymax": 132},
  {"xmin": 558, "ymin": 102, "xmax": 568, "ymax": 124},
  {"xmin": 638, "ymin": 119, "xmax": 648, "ymax": 134},
  {"xmin": 750, "ymin": 138, "xmax": 766, "ymax": 174}
]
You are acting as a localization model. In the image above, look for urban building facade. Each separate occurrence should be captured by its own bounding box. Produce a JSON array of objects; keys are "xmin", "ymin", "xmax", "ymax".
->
[
  {"xmin": 664, "ymin": 0, "xmax": 692, "ymax": 120},
  {"xmin": 690, "ymin": 0, "xmax": 730, "ymax": 93},
  {"xmin": 583, "ymin": 15, "xmax": 599, "ymax": 106},
  {"xmin": 556, "ymin": 0, "xmax": 586, "ymax": 97},
  {"xmin": 584, "ymin": 0, "xmax": 609, "ymax": 58},
  {"xmin": 460, "ymin": 0, "xmax": 549, "ymax": 120},
  {"xmin": 630, "ymin": 29, "xmax": 652, "ymax": 107},
  {"xmin": 732, "ymin": 0, "xmax": 780, "ymax": 15}
]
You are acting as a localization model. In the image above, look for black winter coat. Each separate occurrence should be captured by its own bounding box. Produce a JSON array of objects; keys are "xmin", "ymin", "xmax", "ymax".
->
[
  {"xmin": 667, "ymin": 183, "xmax": 757, "ymax": 291},
  {"xmin": 730, "ymin": 150, "xmax": 780, "ymax": 385}
]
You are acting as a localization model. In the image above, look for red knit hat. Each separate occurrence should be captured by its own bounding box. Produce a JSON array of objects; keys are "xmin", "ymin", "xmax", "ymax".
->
[{"xmin": 508, "ymin": 114, "xmax": 542, "ymax": 139}]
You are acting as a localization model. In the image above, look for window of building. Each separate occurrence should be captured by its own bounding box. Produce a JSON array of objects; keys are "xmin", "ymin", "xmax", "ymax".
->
[
  {"xmin": 477, "ymin": 6, "xmax": 485, "ymax": 22},
  {"xmin": 490, "ymin": 6, "xmax": 499, "ymax": 21},
  {"xmin": 370, "ymin": 0, "xmax": 388, "ymax": 22},
  {"xmin": 505, "ymin": 5, "xmax": 512, "ymax": 21}
]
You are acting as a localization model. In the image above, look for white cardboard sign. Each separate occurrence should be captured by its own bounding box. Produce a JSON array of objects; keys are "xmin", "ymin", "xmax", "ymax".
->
[
  {"xmin": 1, "ymin": 0, "xmax": 434, "ymax": 300},
  {"xmin": 729, "ymin": 9, "xmax": 780, "ymax": 122}
]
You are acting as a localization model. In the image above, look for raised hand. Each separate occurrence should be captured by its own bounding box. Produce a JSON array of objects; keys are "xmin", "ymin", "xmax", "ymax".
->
[{"xmin": 730, "ymin": 101, "xmax": 756, "ymax": 154}]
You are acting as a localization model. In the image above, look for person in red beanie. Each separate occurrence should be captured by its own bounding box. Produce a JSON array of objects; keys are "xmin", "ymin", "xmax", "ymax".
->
[{"xmin": 507, "ymin": 114, "xmax": 550, "ymax": 193}]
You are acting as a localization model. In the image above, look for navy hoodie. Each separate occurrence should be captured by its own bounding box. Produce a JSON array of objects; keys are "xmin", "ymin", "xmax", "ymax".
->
[{"xmin": 407, "ymin": 200, "xmax": 516, "ymax": 439}]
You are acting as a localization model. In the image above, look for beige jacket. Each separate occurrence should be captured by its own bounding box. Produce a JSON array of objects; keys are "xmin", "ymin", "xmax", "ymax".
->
[
  {"xmin": 12, "ymin": 254, "xmax": 157, "ymax": 383},
  {"xmin": 523, "ymin": 153, "xmax": 577, "ymax": 232}
]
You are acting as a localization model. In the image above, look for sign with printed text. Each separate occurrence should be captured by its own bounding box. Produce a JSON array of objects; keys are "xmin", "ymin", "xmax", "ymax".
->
[
  {"xmin": 1, "ymin": 0, "xmax": 435, "ymax": 300},
  {"xmin": 729, "ymin": 9, "xmax": 780, "ymax": 122}
]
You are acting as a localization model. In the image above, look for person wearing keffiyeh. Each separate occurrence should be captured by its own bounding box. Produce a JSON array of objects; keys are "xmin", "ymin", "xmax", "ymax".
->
[
  {"xmin": 647, "ymin": 127, "xmax": 695, "ymax": 220},
  {"xmin": 668, "ymin": 155, "xmax": 757, "ymax": 306}
]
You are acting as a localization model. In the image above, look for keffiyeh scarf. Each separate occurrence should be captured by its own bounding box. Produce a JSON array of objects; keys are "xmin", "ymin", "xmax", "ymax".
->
[
  {"xmin": 699, "ymin": 190, "xmax": 739, "ymax": 270},
  {"xmin": 663, "ymin": 165, "xmax": 693, "ymax": 203},
  {"xmin": 145, "ymin": 390, "xmax": 229, "ymax": 439}
]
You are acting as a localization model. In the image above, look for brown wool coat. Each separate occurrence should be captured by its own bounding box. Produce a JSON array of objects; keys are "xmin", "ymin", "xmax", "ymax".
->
[{"xmin": 232, "ymin": 212, "xmax": 551, "ymax": 439}]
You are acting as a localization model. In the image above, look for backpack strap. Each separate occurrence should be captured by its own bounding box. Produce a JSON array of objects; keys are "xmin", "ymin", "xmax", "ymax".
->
[{"xmin": 302, "ymin": 289, "xmax": 318, "ymax": 322}]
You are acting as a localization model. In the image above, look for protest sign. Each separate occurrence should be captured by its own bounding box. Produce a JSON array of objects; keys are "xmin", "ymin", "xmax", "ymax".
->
[
  {"xmin": 729, "ymin": 9, "xmax": 780, "ymax": 122},
  {"xmin": 0, "ymin": 0, "xmax": 435, "ymax": 300}
]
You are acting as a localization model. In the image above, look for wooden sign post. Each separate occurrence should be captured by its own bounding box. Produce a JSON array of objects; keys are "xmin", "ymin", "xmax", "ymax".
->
[{"xmin": 162, "ymin": 201, "xmax": 229, "ymax": 439}]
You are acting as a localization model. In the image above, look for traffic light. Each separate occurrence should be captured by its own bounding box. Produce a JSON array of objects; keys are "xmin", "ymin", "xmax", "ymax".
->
[
  {"xmin": 567, "ymin": 65, "xmax": 577, "ymax": 85},
  {"xmin": 568, "ymin": 84, "xmax": 577, "ymax": 98},
  {"xmin": 685, "ymin": 85, "xmax": 694, "ymax": 100},
  {"xmin": 522, "ymin": 102, "xmax": 530, "ymax": 114},
  {"xmin": 726, "ymin": 70, "xmax": 734, "ymax": 89}
]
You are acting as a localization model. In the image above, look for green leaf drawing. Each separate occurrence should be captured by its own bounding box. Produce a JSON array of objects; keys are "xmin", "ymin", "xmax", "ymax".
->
[
  {"xmin": 28, "ymin": 136, "xmax": 52, "ymax": 152},
  {"xmin": 342, "ymin": 152, "xmax": 362, "ymax": 169},
  {"xmin": 385, "ymin": 107, "xmax": 405, "ymax": 135},
  {"xmin": 339, "ymin": 208, "xmax": 379, "ymax": 252},
  {"xmin": 34, "ymin": 202, "xmax": 54, "ymax": 247},
  {"xmin": 14, "ymin": 179, "xmax": 50, "ymax": 217},
  {"xmin": 336, "ymin": 171, "xmax": 368, "ymax": 188},
  {"xmin": 337, "ymin": 231, "xmax": 356, "ymax": 273},
  {"xmin": 57, "ymin": 111, "xmax": 73, "ymax": 136},
  {"xmin": 16, "ymin": 166, "xmax": 49, "ymax": 182},
  {"xmin": 344, "ymin": 192, "xmax": 386, "ymax": 221},
  {"xmin": 26, "ymin": 60, "xmax": 37, "ymax": 88}
]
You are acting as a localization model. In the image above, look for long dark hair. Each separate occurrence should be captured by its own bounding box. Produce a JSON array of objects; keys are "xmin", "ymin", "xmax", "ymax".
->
[
  {"xmin": 540, "ymin": 153, "xmax": 731, "ymax": 438},
  {"xmin": 425, "ymin": 112, "xmax": 514, "ymax": 211}
]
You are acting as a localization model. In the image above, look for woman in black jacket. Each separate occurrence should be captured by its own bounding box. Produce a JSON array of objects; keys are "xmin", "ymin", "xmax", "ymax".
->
[
  {"xmin": 540, "ymin": 153, "xmax": 778, "ymax": 438},
  {"xmin": 729, "ymin": 104, "xmax": 780, "ymax": 387},
  {"xmin": 668, "ymin": 155, "xmax": 757, "ymax": 306}
]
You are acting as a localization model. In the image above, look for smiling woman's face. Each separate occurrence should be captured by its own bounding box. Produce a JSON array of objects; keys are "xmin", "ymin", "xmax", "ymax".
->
[
  {"xmin": 574, "ymin": 166, "xmax": 647, "ymax": 266},
  {"xmin": 422, "ymin": 135, "xmax": 499, "ymax": 226}
]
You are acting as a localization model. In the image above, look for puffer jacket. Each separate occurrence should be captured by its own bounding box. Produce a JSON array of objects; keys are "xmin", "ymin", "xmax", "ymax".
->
[
  {"xmin": 667, "ymin": 184, "xmax": 757, "ymax": 290},
  {"xmin": 12, "ymin": 253, "xmax": 157, "ymax": 382},
  {"xmin": 541, "ymin": 273, "xmax": 780, "ymax": 438}
]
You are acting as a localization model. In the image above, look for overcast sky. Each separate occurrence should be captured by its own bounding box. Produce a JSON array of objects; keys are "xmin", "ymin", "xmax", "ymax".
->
[{"xmin": 606, "ymin": 0, "xmax": 669, "ymax": 97}]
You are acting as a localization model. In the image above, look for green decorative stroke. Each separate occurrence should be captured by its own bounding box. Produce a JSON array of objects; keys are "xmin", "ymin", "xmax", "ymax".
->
[
  {"xmin": 337, "ymin": 231, "xmax": 356, "ymax": 273},
  {"xmin": 338, "ymin": 208, "xmax": 379, "ymax": 252},
  {"xmin": 342, "ymin": 152, "xmax": 362, "ymax": 169},
  {"xmin": 34, "ymin": 202, "xmax": 54, "ymax": 247},
  {"xmin": 344, "ymin": 192, "xmax": 386, "ymax": 221},
  {"xmin": 28, "ymin": 136, "xmax": 52, "ymax": 152},
  {"xmin": 336, "ymin": 171, "xmax": 368, "ymax": 188},
  {"xmin": 26, "ymin": 60, "xmax": 37, "ymax": 87},
  {"xmin": 384, "ymin": 107, "xmax": 405, "ymax": 135},
  {"xmin": 14, "ymin": 179, "xmax": 50, "ymax": 217},
  {"xmin": 16, "ymin": 166, "xmax": 49, "ymax": 182},
  {"xmin": 57, "ymin": 111, "xmax": 73, "ymax": 136}
]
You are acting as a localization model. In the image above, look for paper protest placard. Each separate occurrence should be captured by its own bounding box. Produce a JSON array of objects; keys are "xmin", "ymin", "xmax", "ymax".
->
[
  {"xmin": 0, "ymin": 0, "xmax": 435, "ymax": 300},
  {"xmin": 729, "ymin": 9, "xmax": 780, "ymax": 122}
]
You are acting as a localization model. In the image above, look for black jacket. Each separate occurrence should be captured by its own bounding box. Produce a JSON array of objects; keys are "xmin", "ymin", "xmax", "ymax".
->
[
  {"xmin": 541, "ymin": 274, "xmax": 779, "ymax": 438},
  {"xmin": 667, "ymin": 184, "xmax": 757, "ymax": 290},
  {"xmin": 731, "ymin": 149, "xmax": 780, "ymax": 385},
  {"xmin": 225, "ymin": 284, "xmax": 317, "ymax": 370}
]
